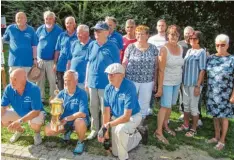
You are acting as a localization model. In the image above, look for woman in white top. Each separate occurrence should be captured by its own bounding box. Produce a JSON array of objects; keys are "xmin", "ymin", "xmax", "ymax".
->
[{"xmin": 154, "ymin": 25, "xmax": 184, "ymax": 144}]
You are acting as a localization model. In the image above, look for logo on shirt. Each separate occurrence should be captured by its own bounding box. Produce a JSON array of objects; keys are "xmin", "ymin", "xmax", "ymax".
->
[
  {"xmin": 71, "ymin": 99, "xmax": 78, "ymax": 104},
  {"xmin": 24, "ymin": 96, "xmax": 31, "ymax": 102},
  {"xmin": 118, "ymin": 94, "xmax": 125, "ymax": 100},
  {"xmin": 24, "ymin": 33, "xmax": 32, "ymax": 39},
  {"xmin": 102, "ymin": 49, "xmax": 110, "ymax": 56}
]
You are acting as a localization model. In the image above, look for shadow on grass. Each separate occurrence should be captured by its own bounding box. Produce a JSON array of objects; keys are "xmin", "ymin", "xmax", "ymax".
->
[{"xmin": 146, "ymin": 106, "xmax": 234, "ymax": 159}]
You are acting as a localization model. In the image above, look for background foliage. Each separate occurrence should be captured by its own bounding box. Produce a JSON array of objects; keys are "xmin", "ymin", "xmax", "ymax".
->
[{"xmin": 2, "ymin": 1, "xmax": 234, "ymax": 54}]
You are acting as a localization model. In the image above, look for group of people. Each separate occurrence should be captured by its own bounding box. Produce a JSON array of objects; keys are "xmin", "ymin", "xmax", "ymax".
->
[{"xmin": 1, "ymin": 10, "xmax": 234, "ymax": 160}]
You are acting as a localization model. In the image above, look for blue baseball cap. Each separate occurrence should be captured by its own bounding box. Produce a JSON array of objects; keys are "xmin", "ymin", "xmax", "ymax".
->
[{"xmin": 91, "ymin": 21, "xmax": 109, "ymax": 30}]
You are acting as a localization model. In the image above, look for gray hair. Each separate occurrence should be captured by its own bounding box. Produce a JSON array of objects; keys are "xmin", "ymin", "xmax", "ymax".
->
[
  {"xmin": 125, "ymin": 19, "xmax": 136, "ymax": 26},
  {"xmin": 105, "ymin": 16, "xmax": 117, "ymax": 24},
  {"xmin": 65, "ymin": 16, "xmax": 76, "ymax": 24},
  {"xmin": 215, "ymin": 34, "xmax": 229, "ymax": 44},
  {"xmin": 64, "ymin": 70, "xmax": 79, "ymax": 81},
  {"xmin": 184, "ymin": 26, "xmax": 194, "ymax": 33},
  {"xmin": 43, "ymin": 11, "xmax": 56, "ymax": 19},
  {"xmin": 77, "ymin": 24, "xmax": 89, "ymax": 33}
]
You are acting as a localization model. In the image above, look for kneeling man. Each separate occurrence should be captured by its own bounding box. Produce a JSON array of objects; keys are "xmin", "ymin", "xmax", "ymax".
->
[
  {"xmin": 99, "ymin": 63, "xmax": 142, "ymax": 160},
  {"xmin": 45, "ymin": 70, "xmax": 89, "ymax": 154},
  {"xmin": 1, "ymin": 68, "xmax": 45, "ymax": 145}
]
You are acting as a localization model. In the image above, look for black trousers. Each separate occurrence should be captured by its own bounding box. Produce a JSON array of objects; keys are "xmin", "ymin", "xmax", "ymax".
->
[{"xmin": 56, "ymin": 71, "xmax": 64, "ymax": 91}]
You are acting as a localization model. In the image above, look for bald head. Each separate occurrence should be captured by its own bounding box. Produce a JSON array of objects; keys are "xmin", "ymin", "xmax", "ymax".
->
[
  {"xmin": 10, "ymin": 68, "xmax": 27, "ymax": 91},
  {"xmin": 15, "ymin": 12, "xmax": 27, "ymax": 27}
]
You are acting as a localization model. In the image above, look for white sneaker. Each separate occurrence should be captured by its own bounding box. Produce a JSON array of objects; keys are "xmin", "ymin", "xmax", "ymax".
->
[
  {"xmin": 87, "ymin": 130, "xmax": 97, "ymax": 140},
  {"xmin": 197, "ymin": 119, "xmax": 203, "ymax": 127},
  {"xmin": 178, "ymin": 114, "xmax": 184, "ymax": 121},
  {"xmin": 10, "ymin": 131, "xmax": 23, "ymax": 143},
  {"xmin": 34, "ymin": 133, "xmax": 42, "ymax": 145}
]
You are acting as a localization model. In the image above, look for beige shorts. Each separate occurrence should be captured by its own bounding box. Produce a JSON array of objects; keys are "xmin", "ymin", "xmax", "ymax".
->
[{"xmin": 1, "ymin": 108, "xmax": 45, "ymax": 125}]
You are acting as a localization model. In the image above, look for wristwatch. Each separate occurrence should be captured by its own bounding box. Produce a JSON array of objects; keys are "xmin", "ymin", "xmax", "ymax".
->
[
  {"xmin": 18, "ymin": 119, "xmax": 23, "ymax": 124},
  {"xmin": 195, "ymin": 84, "xmax": 200, "ymax": 88},
  {"xmin": 33, "ymin": 58, "xmax": 37, "ymax": 60}
]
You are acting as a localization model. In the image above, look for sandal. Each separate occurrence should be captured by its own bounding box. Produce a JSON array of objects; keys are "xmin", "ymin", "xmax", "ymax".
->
[
  {"xmin": 164, "ymin": 128, "xmax": 176, "ymax": 137},
  {"xmin": 206, "ymin": 137, "xmax": 219, "ymax": 144},
  {"xmin": 175, "ymin": 124, "xmax": 189, "ymax": 132},
  {"xmin": 154, "ymin": 132, "xmax": 169, "ymax": 145},
  {"xmin": 214, "ymin": 141, "xmax": 225, "ymax": 151},
  {"xmin": 185, "ymin": 129, "xmax": 197, "ymax": 137}
]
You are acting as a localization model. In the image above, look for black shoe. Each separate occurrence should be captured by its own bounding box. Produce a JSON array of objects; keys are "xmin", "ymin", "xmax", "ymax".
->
[{"xmin": 137, "ymin": 125, "xmax": 148, "ymax": 145}]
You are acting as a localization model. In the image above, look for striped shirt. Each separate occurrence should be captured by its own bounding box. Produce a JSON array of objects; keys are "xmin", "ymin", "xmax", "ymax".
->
[{"xmin": 183, "ymin": 48, "xmax": 207, "ymax": 86}]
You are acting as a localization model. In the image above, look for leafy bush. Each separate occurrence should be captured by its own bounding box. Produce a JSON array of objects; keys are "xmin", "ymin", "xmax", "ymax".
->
[{"xmin": 1, "ymin": 1, "xmax": 234, "ymax": 53}]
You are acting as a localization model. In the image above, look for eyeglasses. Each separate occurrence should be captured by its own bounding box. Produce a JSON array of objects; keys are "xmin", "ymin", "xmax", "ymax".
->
[
  {"xmin": 216, "ymin": 44, "xmax": 226, "ymax": 48},
  {"xmin": 189, "ymin": 37, "xmax": 198, "ymax": 40}
]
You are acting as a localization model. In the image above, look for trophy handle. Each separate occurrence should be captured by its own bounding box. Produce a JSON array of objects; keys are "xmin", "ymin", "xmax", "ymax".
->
[{"xmin": 54, "ymin": 89, "xmax": 60, "ymax": 96}]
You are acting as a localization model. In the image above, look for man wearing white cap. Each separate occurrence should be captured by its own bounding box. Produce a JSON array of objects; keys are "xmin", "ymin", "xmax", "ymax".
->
[{"xmin": 98, "ymin": 63, "xmax": 144, "ymax": 160}]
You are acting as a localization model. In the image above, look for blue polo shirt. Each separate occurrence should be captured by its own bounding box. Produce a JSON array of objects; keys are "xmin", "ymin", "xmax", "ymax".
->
[
  {"xmin": 1, "ymin": 81, "xmax": 44, "ymax": 117},
  {"xmin": 36, "ymin": 24, "xmax": 63, "ymax": 60},
  {"xmin": 108, "ymin": 30, "xmax": 123, "ymax": 50},
  {"xmin": 2, "ymin": 24, "xmax": 38, "ymax": 67},
  {"xmin": 104, "ymin": 78, "xmax": 140, "ymax": 118},
  {"xmin": 70, "ymin": 38, "xmax": 93, "ymax": 83},
  {"xmin": 57, "ymin": 86, "xmax": 90, "ymax": 126},
  {"xmin": 88, "ymin": 40, "xmax": 120, "ymax": 89},
  {"xmin": 55, "ymin": 31, "xmax": 77, "ymax": 72}
]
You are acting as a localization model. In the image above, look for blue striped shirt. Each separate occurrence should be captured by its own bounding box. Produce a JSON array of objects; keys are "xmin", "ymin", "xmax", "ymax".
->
[{"xmin": 183, "ymin": 48, "xmax": 207, "ymax": 86}]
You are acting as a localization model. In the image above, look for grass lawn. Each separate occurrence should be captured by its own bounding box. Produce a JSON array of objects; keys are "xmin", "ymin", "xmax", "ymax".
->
[{"xmin": 1, "ymin": 44, "xmax": 234, "ymax": 159}]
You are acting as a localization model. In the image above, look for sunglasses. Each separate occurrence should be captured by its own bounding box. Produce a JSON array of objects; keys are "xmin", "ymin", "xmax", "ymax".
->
[{"xmin": 216, "ymin": 44, "xmax": 226, "ymax": 47}]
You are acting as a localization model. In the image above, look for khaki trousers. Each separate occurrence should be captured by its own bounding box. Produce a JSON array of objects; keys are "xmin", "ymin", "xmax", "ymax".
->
[
  {"xmin": 89, "ymin": 88, "xmax": 104, "ymax": 133},
  {"xmin": 111, "ymin": 113, "xmax": 142, "ymax": 160},
  {"xmin": 37, "ymin": 60, "xmax": 56, "ymax": 100}
]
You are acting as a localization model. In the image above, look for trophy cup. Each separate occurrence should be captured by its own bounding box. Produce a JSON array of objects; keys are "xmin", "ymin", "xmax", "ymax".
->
[{"xmin": 50, "ymin": 90, "xmax": 64, "ymax": 132}]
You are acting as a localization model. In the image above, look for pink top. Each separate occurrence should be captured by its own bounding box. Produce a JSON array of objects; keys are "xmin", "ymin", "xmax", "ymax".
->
[{"xmin": 120, "ymin": 36, "xmax": 137, "ymax": 63}]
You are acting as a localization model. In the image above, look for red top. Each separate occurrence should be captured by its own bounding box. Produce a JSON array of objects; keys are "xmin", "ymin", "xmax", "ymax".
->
[{"xmin": 120, "ymin": 36, "xmax": 137, "ymax": 63}]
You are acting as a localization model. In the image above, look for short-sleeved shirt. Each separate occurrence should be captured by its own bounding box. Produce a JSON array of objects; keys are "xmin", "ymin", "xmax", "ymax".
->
[
  {"xmin": 55, "ymin": 31, "xmax": 77, "ymax": 72},
  {"xmin": 125, "ymin": 43, "xmax": 159, "ymax": 83},
  {"xmin": 104, "ymin": 78, "xmax": 140, "ymax": 118},
  {"xmin": 70, "ymin": 38, "xmax": 93, "ymax": 83},
  {"xmin": 36, "ymin": 24, "xmax": 63, "ymax": 60},
  {"xmin": 178, "ymin": 40, "xmax": 191, "ymax": 58},
  {"xmin": 183, "ymin": 48, "xmax": 207, "ymax": 86},
  {"xmin": 108, "ymin": 30, "xmax": 123, "ymax": 50},
  {"xmin": 57, "ymin": 86, "xmax": 90, "ymax": 126},
  {"xmin": 87, "ymin": 40, "xmax": 120, "ymax": 89},
  {"xmin": 2, "ymin": 24, "xmax": 38, "ymax": 67},
  {"xmin": 120, "ymin": 36, "xmax": 137, "ymax": 62},
  {"xmin": 1, "ymin": 81, "xmax": 44, "ymax": 117},
  {"xmin": 148, "ymin": 34, "xmax": 167, "ymax": 51}
]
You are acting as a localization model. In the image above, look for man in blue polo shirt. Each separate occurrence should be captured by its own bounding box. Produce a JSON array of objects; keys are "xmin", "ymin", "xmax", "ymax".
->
[
  {"xmin": 98, "ymin": 63, "xmax": 143, "ymax": 160},
  {"xmin": 70, "ymin": 24, "xmax": 93, "ymax": 90},
  {"xmin": 55, "ymin": 16, "xmax": 77, "ymax": 91},
  {"xmin": 105, "ymin": 16, "xmax": 123, "ymax": 51},
  {"xmin": 86, "ymin": 21, "xmax": 120, "ymax": 140},
  {"xmin": 1, "ymin": 69, "xmax": 45, "ymax": 145},
  {"xmin": 36, "ymin": 11, "xmax": 63, "ymax": 103},
  {"xmin": 45, "ymin": 70, "xmax": 89, "ymax": 155},
  {"xmin": 2, "ymin": 12, "xmax": 38, "ymax": 74}
]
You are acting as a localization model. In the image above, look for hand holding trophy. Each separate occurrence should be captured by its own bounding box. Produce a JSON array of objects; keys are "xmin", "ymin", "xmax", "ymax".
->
[{"xmin": 50, "ymin": 90, "xmax": 64, "ymax": 131}]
